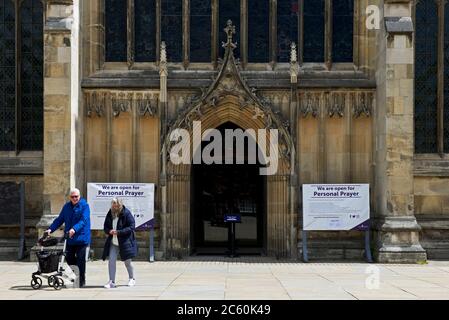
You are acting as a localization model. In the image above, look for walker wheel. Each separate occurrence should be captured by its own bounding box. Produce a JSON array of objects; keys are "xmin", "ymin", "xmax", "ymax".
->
[
  {"xmin": 58, "ymin": 277, "xmax": 64, "ymax": 287},
  {"xmin": 53, "ymin": 277, "xmax": 63, "ymax": 290},
  {"xmin": 48, "ymin": 275, "xmax": 56, "ymax": 287},
  {"xmin": 31, "ymin": 277, "xmax": 42, "ymax": 290}
]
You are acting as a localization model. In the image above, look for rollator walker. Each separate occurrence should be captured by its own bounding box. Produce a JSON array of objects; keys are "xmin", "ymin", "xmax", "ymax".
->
[{"xmin": 31, "ymin": 231, "xmax": 78, "ymax": 290}]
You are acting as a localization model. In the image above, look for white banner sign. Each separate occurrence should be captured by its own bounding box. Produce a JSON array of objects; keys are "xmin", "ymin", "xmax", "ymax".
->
[
  {"xmin": 87, "ymin": 183, "xmax": 155, "ymax": 230},
  {"xmin": 302, "ymin": 184, "xmax": 370, "ymax": 231}
]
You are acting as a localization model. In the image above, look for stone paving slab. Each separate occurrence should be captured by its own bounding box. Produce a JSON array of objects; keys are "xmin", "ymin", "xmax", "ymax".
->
[{"xmin": 1, "ymin": 260, "xmax": 449, "ymax": 300}]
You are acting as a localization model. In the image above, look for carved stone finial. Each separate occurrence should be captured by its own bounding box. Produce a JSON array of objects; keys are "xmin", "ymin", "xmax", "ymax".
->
[
  {"xmin": 160, "ymin": 41, "xmax": 167, "ymax": 76},
  {"xmin": 290, "ymin": 42, "xmax": 299, "ymax": 84},
  {"xmin": 222, "ymin": 20, "xmax": 237, "ymax": 49},
  {"xmin": 290, "ymin": 42, "xmax": 297, "ymax": 64},
  {"xmin": 225, "ymin": 20, "xmax": 235, "ymax": 42},
  {"xmin": 160, "ymin": 41, "xmax": 167, "ymax": 63}
]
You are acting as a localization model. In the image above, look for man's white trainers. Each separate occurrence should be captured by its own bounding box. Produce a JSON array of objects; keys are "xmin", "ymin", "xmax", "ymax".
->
[
  {"xmin": 128, "ymin": 278, "xmax": 136, "ymax": 287},
  {"xmin": 104, "ymin": 280, "xmax": 116, "ymax": 289}
]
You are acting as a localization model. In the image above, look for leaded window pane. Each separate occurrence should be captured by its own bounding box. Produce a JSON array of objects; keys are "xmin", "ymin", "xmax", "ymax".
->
[
  {"xmin": 277, "ymin": 0, "xmax": 298, "ymax": 62},
  {"xmin": 20, "ymin": 0, "xmax": 43, "ymax": 150},
  {"xmin": 445, "ymin": 3, "xmax": 449, "ymax": 153},
  {"xmin": 105, "ymin": 0, "xmax": 127, "ymax": 62},
  {"xmin": 219, "ymin": 0, "xmax": 240, "ymax": 58},
  {"xmin": 161, "ymin": 0, "xmax": 183, "ymax": 62},
  {"xmin": 248, "ymin": 0, "xmax": 269, "ymax": 63},
  {"xmin": 332, "ymin": 0, "xmax": 353, "ymax": 63},
  {"xmin": 190, "ymin": 0, "xmax": 212, "ymax": 62},
  {"xmin": 135, "ymin": 0, "xmax": 156, "ymax": 62},
  {"xmin": 303, "ymin": 0, "xmax": 324, "ymax": 62},
  {"xmin": 0, "ymin": 0, "xmax": 15, "ymax": 151},
  {"xmin": 415, "ymin": 0, "xmax": 438, "ymax": 153}
]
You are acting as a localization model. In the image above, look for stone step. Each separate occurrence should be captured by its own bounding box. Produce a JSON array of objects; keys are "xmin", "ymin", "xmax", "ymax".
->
[{"xmin": 0, "ymin": 238, "xmax": 36, "ymax": 261}]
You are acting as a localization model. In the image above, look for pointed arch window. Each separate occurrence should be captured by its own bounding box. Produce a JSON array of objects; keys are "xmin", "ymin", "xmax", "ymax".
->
[
  {"xmin": 161, "ymin": 0, "xmax": 183, "ymax": 62},
  {"xmin": 414, "ymin": 0, "xmax": 449, "ymax": 154},
  {"xmin": 332, "ymin": 0, "xmax": 353, "ymax": 63},
  {"xmin": 0, "ymin": 0, "xmax": 43, "ymax": 152},
  {"xmin": 248, "ymin": 0, "xmax": 270, "ymax": 62},
  {"xmin": 105, "ymin": 0, "xmax": 127, "ymax": 62},
  {"xmin": 190, "ymin": 0, "xmax": 212, "ymax": 62},
  {"xmin": 303, "ymin": 0, "xmax": 325, "ymax": 62},
  {"xmin": 135, "ymin": 0, "xmax": 157, "ymax": 62}
]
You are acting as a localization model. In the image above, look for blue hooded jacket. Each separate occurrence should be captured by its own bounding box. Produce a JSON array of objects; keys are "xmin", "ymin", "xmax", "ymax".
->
[{"xmin": 49, "ymin": 198, "xmax": 91, "ymax": 245}]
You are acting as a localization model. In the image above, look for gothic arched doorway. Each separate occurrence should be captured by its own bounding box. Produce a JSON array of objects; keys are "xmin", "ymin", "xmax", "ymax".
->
[
  {"xmin": 191, "ymin": 122, "xmax": 267, "ymax": 255},
  {"xmin": 160, "ymin": 21, "xmax": 296, "ymax": 259}
]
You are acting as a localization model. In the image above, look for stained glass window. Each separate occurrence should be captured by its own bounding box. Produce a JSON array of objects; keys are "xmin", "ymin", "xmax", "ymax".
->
[
  {"xmin": 219, "ymin": 0, "xmax": 240, "ymax": 58},
  {"xmin": 332, "ymin": 0, "xmax": 353, "ymax": 63},
  {"xmin": 277, "ymin": 0, "xmax": 298, "ymax": 62},
  {"xmin": 161, "ymin": 0, "xmax": 183, "ymax": 62},
  {"xmin": 248, "ymin": 0, "xmax": 269, "ymax": 63},
  {"xmin": 415, "ymin": 0, "xmax": 438, "ymax": 153},
  {"xmin": 303, "ymin": 0, "xmax": 324, "ymax": 62},
  {"xmin": 444, "ymin": 3, "xmax": 449, "ymax": 153},
  {"xmin": 0, "ymin": 0, "xmax": 16, "ymax": 151},
  {"xmin": 190, "ymin": 0, "xmax": 211, "ymax": 62},
  {"xmin": 105, "ymin": 0, "xmax": 127, "ymax": 62},
  {"xmin": 20, "ymin": 0, "xmax": 43, "ymax": 150},
  {"xmin": 135, "ymin": 0, "xmax": 156, "ymax": 62}
]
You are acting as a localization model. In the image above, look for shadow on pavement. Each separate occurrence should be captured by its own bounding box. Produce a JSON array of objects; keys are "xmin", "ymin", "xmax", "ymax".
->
[{"xmin": 10, "ymin": 286, "xmax": 39, "ymax": 291}]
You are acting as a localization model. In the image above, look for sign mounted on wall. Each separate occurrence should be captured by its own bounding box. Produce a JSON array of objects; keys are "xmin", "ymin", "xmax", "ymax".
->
[
  {"xmin": 302, "ymin": 184, "xmax": 370, "ymax": 231},
  {"xmin": 87, "ymin": 183, "xmax": 155, "ymax": 231}
]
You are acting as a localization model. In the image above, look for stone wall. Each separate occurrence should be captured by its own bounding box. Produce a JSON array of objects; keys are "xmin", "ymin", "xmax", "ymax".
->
[
  {"xmin": 373, "ymin": 0, "xmax": 427, "ymax": 263},
  {"xmin": 0, "ymin": 175, "xmax": 43, "ymax": 259},
  {"xmin": 42, "ymin": 1, "xmax": 74, "ymax": 219},
  {"xmin": 415, "ymin": 176, "xmax": 449, "ymax": 259}
]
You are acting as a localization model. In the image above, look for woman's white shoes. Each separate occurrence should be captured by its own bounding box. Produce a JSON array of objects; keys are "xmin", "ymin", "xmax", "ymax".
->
[
  {"xmin": 104, "ymin": 280, "xmax": 116, "ymax": 289},
  {"xmin": 104, "ymin": 279, "xmax": 135, "ymax": 288}
]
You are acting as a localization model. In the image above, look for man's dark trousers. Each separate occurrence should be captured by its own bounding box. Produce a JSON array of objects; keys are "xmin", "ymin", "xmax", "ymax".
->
[{"xmin": 66, "ymin": 244, "xmax": 88, "ymax": 286}]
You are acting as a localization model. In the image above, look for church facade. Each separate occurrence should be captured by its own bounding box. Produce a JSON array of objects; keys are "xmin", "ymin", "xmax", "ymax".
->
[{"xmin": 0, "ymin": 0, "xmax": 448, "ymax": 262}]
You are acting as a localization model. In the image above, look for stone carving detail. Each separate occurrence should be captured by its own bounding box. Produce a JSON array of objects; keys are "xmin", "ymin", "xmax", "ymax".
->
[
  {"xmin": 328, "ymin": 93, "xmax": 345, "ymax": 118},
  {"xmin": 300, "ymin": 92, "xmax": 320, "ymax": 118},
  {"xmin": 84, "ymin": 91, "xmax": 159, "ymax": 118},
  {"xmin": 136, "ymin": 93, "xmax": 158, "ymax": 117},
  {"xmin": 111, "ymin": 92, "xmax": 132, "ymax": 117},
  {"xmin": 353, "ymin": 92, "xmax": 373, "ymax": 118},
  {"xmin": 86, "ymin": 91, "xmax": 105, "ymax": 117},
  {"xmin": 299, "ymin": 91, "xmax": 373, "ymax": 119}
]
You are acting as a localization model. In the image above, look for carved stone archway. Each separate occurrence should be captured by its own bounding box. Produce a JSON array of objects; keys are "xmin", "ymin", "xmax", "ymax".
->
[{"xmin": 161, "ymin": 21, "xmax": 295, "ymax": 259}]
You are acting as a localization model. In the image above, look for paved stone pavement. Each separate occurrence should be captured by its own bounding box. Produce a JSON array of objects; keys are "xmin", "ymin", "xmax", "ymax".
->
[{"xmin": 2, "ymin": 258, "xmax": 449, "ymax": 300}]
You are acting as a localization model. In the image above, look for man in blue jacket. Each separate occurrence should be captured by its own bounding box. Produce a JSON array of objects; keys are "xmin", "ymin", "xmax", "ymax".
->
[{"xmin": 46, "ymin": 188, "xmax": 91, "ymax": 287}]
